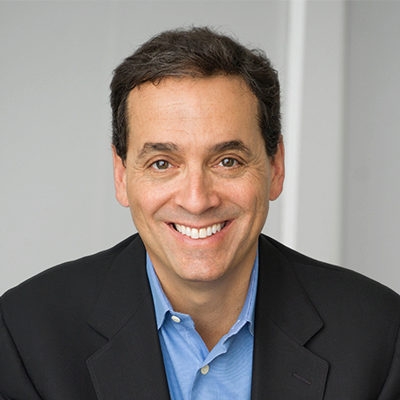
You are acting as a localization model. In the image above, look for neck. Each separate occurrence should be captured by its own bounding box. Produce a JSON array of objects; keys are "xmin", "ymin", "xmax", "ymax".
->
[{"xmin": 153, "ymin": 257, "xmax": 255, "ymax": 350}]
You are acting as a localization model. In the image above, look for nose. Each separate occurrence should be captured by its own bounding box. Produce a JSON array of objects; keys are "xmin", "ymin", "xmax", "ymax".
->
[{"xmin": 174, "ymin": 167, "xmax": 221, "ymax": 215}]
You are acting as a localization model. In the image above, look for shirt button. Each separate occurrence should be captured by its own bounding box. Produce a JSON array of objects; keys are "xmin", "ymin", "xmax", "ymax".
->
[
  {"xmin": 171, "ymin": 315, "xmax": 181, "ymax": 323},
  {"xmin": 200, "ymin": 365, "xmax": 210, "ymax": 375}
]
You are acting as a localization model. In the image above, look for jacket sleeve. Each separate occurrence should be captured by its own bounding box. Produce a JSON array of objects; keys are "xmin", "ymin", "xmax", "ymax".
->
[
  {"xmin": 378, "ymin": 321, "xmax": 400, "ymax": 400},
  {"xmin": 0, "ymin": 303, "xmax": 43, "ymax": 400}
]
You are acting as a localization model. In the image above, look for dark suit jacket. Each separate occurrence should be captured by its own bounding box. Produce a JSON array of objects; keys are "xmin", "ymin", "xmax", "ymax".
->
[{"xmin": 1, "ymin": 234, "xmax": 399, "ymax": 399}]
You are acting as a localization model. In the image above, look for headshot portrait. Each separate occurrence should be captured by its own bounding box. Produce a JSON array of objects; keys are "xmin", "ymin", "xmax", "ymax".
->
[{"xmin": 1, "ymin": 2, "xmax": 399, "ymax": 399}]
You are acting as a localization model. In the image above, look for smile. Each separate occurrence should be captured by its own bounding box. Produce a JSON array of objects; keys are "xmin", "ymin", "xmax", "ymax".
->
[{"xmin": 173, "ymin": 222, "xmax": 226, "ymax": 239}]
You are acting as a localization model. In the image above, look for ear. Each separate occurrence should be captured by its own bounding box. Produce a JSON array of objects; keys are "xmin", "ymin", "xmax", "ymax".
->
[
  {"xmin": 269, "ymin": 138, "xmax": 285, "ymax": 201},
  {"xmin": 112, "ymin": 146, "xmax": 129, "ymax": 207}
]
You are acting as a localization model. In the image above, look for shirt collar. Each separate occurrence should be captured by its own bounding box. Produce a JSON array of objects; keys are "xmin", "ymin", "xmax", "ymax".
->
[
  {"xmin": 238, "ymin": 250, "xmax": 258, "ymax": 336},
  {"xmin": 146, "ymin": 249, "xmax": 259, "ymax": 335},
  {"xmin": 146, "ymin": 253, "xmax": 173, "ymax": 330}
]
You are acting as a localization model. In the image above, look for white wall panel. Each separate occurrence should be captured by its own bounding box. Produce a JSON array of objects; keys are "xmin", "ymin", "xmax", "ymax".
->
[{"xmin": 343, "ymin": 1, "xmax": 400, "ymax": 293}]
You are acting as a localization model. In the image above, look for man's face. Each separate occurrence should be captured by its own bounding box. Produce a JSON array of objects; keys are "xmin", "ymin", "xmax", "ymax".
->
[{"xmin": 113, "ymin": 75, "xmax": 284, "ymax": 286}]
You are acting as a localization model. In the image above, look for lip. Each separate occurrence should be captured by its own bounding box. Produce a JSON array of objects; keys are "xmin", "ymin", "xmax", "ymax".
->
[
  {"xmin": 170, "ymin": 221, "xmax": 227, "ymax": 230},
  {"xmin": 167, "ymin": 220, "xmax": 233, "ymax": 244}
]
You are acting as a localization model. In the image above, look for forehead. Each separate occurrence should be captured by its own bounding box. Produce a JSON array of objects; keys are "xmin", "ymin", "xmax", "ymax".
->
[{"xmin": 126, "ymin": 75, "xmax": 261, "ymax": 151}]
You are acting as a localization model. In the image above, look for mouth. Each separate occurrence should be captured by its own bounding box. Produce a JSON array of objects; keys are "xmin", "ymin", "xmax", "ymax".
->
[{"xmin": 169, "ymin": 221, "xmax": 229, "ymax": 239}]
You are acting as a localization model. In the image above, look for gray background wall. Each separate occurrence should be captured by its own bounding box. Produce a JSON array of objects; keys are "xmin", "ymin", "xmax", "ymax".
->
[
  {"xmin": 1, "ymin": 0, "xmax": 399, "ymax": 295},
  {"xmin": 343, "ymin": 1, "xmax": 400, "ymax": 290}
]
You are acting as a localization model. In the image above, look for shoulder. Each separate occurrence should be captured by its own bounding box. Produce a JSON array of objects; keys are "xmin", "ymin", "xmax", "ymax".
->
[
  {"xmin": 1, "ymin": 234, "xmax": 139, "ymax": 320},
  {"xmin": 261, "ymin": 234, "xmax": 400, "ymax": 320},
  {"xmin": 259, "ymin": 235, "xmax": 400, "ymax": 395}
]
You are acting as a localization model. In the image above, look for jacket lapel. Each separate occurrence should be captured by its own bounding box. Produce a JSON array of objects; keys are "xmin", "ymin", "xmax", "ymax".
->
[
  {"xmin": 252, "ymin": 236, "xmax": 329, "ymax": 400},
  {"xmin": 86, "ymin": 235, "xmax": 170, "ymax": 400},
  {"xmin": 85, "ymin": 233, "xmax": 328, "ymax": 399}
]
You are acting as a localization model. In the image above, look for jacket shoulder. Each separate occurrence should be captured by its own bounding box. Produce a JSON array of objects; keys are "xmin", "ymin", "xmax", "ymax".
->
[
  {"xmin": 262, "ymin": 235, "xmax": 400, "ymax": 316},
  {"xmin": 1, "ymin": 235, "xmax": 138, "ymax": 318},
  {"xmin": 260, "ymin": 235, "xmax": 400, "ymax": 397}
]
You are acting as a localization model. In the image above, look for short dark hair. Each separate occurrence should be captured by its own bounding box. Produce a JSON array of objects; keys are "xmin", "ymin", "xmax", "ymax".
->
[{"xmin": 110, "ymin": 27, "xmax": 281, "ymax": 162}]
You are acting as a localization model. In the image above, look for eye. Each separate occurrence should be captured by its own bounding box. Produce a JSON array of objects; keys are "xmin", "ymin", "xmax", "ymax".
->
[
  {"xmin": 151, "ymin": 160, "xmax": 171, "ymax": 170},
  {"xmin": 218, "ymin": 157, "xmax": 239, "ymax": 168}
]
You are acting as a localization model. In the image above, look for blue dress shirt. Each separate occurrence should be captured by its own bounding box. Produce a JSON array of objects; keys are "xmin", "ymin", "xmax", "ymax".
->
[{"xmin": 146, "ymin": 253, "xmax": 259, "ymax": 400}]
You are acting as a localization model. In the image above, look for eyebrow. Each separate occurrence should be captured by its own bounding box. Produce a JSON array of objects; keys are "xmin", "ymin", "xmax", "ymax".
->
[
  {"xmin": 137, "ymin": 142, "xmax": 178, "ymax": 159},
  {"xmin": 136, "ymin": 139, "xmax": 251, "ymax": 159},
  {"xmin": 210, "ymin": 140, "xmax": 251, "ymax": 155}
]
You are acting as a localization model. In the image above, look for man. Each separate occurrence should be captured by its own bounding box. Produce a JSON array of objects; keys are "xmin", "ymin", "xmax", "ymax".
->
[{"xmin": 0, "ymin": 27, "xmax": 399, "ymax": 400}]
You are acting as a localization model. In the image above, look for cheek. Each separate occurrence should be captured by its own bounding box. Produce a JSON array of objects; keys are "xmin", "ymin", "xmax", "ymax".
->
[
  {"xmin": 223, "ymin": 177, "xmax": 269, "ymax": 210},
  {"xmin": 126, "ymin": 177, "xmax": 174, "ymax": 219}
]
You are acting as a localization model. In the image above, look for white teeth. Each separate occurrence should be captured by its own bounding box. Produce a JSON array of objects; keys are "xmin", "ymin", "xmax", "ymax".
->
[
  {"xmin": 191, "ymin": 228, "xmax": 199, "ymax": 239},
  {"xmin": 173, "ymin": 222, "xmax": 226, "ymax": 239}
]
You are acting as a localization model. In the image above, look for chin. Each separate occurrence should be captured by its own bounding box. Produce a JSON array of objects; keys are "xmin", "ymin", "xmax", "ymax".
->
[{"xmin": 175, "ymin": 261, "xmax": 229, "ymax": 283}]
